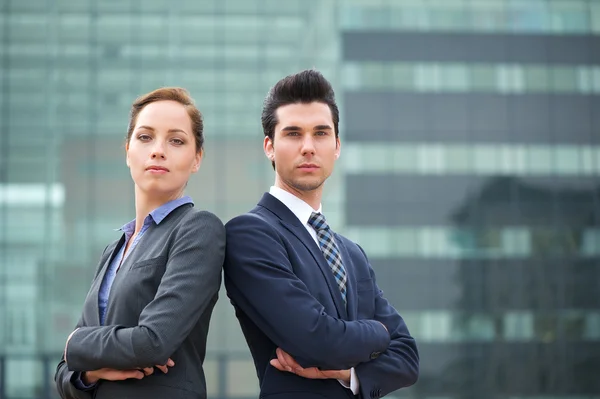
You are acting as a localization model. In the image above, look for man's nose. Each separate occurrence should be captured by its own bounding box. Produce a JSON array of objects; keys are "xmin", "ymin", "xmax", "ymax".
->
[{"xmin": 300, "ymin": 136, "xmax": 316, "ymax": 156}]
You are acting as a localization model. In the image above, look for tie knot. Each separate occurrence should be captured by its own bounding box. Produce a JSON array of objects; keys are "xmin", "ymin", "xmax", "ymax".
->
[{"xmin": 308, "ymin": 212, "xmax": 330, "ymax": 232}]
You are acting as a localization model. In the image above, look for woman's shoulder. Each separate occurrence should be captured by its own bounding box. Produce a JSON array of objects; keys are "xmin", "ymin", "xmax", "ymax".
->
[{"xmin": 178, "ymin": 207, "xmax": 225, "ymax": 234}]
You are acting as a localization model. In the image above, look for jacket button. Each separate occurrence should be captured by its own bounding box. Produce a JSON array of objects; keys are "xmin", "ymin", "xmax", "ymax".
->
[{"xmin": 370, "ymin": 351, "xmax": 381, "ymax": 360}]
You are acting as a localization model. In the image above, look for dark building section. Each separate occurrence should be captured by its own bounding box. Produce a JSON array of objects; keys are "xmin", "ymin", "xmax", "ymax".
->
[
  {"xmin": 343, "ymin": 31, "xmax": 600, "ymax": 64},
  {"xmin": 346, "ymin": 175, "xmax": 600, "ymax": 226},
  {"xmin": 344, "ymin": 92, "xmax": 600, "ymax": 144},
  {"xmin": 343, "ymin": 26, "xmax": 600, "ymax": 397},
  {"xmin": 374, "ymin": 258, "xmax": 600, "ymax": 311},
  {"xmin": 413, "ymin": 343, "xmax": 600, "ymax": 396}
]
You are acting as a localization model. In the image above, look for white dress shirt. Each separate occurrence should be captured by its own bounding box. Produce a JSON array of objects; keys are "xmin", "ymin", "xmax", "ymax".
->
[{"xmin": 269, "ymin": 186, "xmax": 360, "ymax": 395}]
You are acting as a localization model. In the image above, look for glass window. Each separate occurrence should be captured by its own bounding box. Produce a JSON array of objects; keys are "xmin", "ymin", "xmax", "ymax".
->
[
  {"xmin": 339, "ymin": 5, "xmax": 364, "ymax": 29},
  {"xmin": 507, "ymin": 0, "xmax": 549, "ymax": 33},
  {"xmin": 583, "ymin": 312, "xmax": 600, "ymax": 339},
  {"xmin": 445, "ymin": 144, "xmax": 471, "ymax": 173},
  {"xmin": 534, "ymin": 313, "xmax": 558, "ymax": 342},
  {"xmin": 527, "ymin": 145, "xmax": 553, "ymax": 173},
  {"xmin": 342, "ymin": 64, "xmax": 362, "ymax": 91},
  {"xmin": 392, "ymin": 145, "xmax": 419, "ymax": 173},
  {"xmin": 342, "ymin": 144, "xmax": 362, "ymax": 173},
  {"xmin": 396, "ymin": 2, "xmax": 429, "ymax": 30},
  {"xmin": 576, "ymin": 66, "xmax": 593, "ymax": 93},
  {"xmin": 524, "ymin": 65, "xmax": 550, "ymax": 92},
  {"xmin": 551, "ymin": 67, "xmax": 579, "ymax": 92},
  {"xmin": 554, "ymin": 145, "xmax": 581, "ymax": 174},
  {"xmin": 417, "ymin": 144, "xmax": 445, "ymax": 174},
  {"xmin": 504, "ymin": 311, "xmax": 534, "ymax": 340},
  {"xmin": 471, "ymin": 64, "xmax": 497, "ymax": 91},
  {"xmin": 473, "ymin": 145, "xmax": 499, "ymax": 173},
  {"xmin": 581, "ymin": 228, "xmax": 600, "ymax": 256},
  {"xmin": 470, "ymin": 0, "xmax": 506, "ymax": 32},
  {"xmin": 499, "ymin": 144, "xmax": 527, "ymax": 175},
  {"xmin": 592, "ymin": 67, "xmax": 600, "ymax": 93},
  {"xmin": 421, "ymin": 311, "xmax": 452, "ymax": 341},
  {"xmin": 496, "ymin": 65, "xmax": 524, "ymax": 93},
  {"xmin": 502, "ymin": 228, "xmax": 531, "ymax": 256},
  {"xmin": 579, "ymin": 147, "xmax": 598, "ymax": 175},
  {"xmin": 5, "ymin": 359, "xmax": 43, "ymax": 398},
  {"xmin": 391, "ymin": 63, "xmax": 415, "ymax": 90},
  {"xmin": 428, "ymin": 0, "xmax": 468, "ymax": 31},
  {"xmin": 363, "ymin": 63, "xmax": 387, "ymax": 90},
  {"xmin": 392, "ymin": 228, "xmax": 419, "ymax": 257},
  {"xmin": 443, "ymin": 63, "xmax": 469, "ymax": 91},
  {"xmin": 549, "ymin": 0, "xmax": 589, "ymax": 33},
  {"xmin": 227, "ymin": 359, "xmax": 260, "ymax": 397},
  {"xmin": 592, "ymin": 2, "xmax": 600, "ymax": 33},
  {"xmin": 461, "ymin": 313, "xmax": 496, "ymax": 340},
  {"xmin": 415, "ymin": 63, "xmax": 439, "ymax": 92}
]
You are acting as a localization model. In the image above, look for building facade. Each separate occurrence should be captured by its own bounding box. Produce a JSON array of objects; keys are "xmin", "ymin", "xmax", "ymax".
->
[{"xmin": 0, "ymin": 0, "xmax": 598, "ymax": 398}]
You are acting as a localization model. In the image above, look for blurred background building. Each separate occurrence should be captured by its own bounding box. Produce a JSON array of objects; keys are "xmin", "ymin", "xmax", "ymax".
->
[{"xmin": 1, "ymin": 0, "xmax": 599, "ymax": 398}]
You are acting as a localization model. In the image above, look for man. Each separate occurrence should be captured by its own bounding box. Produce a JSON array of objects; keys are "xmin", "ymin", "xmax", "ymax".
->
[{"xmin": 224, "ymin": 69, "xmax": 419, "ymax": 399}]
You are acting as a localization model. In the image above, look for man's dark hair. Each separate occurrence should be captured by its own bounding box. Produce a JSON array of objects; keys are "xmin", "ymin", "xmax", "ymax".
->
[{"xmin": 262, "ymin": 69, "xmax": 340, "ymax": 143}]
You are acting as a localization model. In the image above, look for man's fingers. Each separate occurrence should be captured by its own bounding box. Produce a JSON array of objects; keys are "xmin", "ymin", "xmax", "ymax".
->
[
  {"xmin": 276, "ymin": 348, "xmax": 292, "ymax": 372},
  {"xmin": 281, "ymin": 350, "xmax": 300, "ymax": 369},
  {"xmin": 167, "ymin": 358, "xmax": 175, "ymax": 367},
  {"xmin": 142, "ymin": 367, "xmax": 154, "ymax": 376},
  {"xmin": 270, "ymin": 359, "xmax": 285, "ymax": 371},
  {"xmin": 155, "ymin": 364, "xmax": 169, "ymax": 374}
]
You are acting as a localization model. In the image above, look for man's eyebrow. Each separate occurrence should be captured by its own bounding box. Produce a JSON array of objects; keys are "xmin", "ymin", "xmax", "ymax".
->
[{"xmin": 281, "ymin": 126, "xmax": 302, "ymax": 131}]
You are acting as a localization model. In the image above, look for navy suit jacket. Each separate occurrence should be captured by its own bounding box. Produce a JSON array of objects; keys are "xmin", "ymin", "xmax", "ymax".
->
[{"xmin": 224, "ymin": 193, "xmax": 419, "ymax": 399}]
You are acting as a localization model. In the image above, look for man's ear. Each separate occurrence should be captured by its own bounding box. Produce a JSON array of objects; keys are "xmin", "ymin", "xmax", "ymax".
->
[
  {"xmin": 264, "ymin": 136, "xmax": 274, "ymax": 160},
  {"xmin": 334, "ymin": 136, "xmax": 341, "ymax": 159}
]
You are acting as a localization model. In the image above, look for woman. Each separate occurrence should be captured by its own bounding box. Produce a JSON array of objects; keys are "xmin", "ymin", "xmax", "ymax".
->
[{"xmin": 55, "ymin": 87, "xmax": 225, "ymax": 399}]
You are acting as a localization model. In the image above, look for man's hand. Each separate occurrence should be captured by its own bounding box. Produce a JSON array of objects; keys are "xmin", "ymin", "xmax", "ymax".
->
[
  {"xmin": 270, "ymin": 348, "xmax": 350, "ymax": 383},
  {"xmin": 82, "ymin": 358, "xmax": 175, "ymax": 385}
]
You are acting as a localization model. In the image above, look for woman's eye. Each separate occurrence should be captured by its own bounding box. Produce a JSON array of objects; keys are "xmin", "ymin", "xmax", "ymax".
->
[
  {"xmin": 138, "ymin": 134, "xmax": 152, "ymax": 141},
  {"xmin": 172, "ymin": 138, "xmax": 184, "ymax": 145}
]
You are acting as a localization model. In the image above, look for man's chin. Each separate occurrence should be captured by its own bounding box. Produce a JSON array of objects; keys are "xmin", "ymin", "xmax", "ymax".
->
[{"xmin": 291, "ymin": 179, "xmax": 324, "ymax": 193}]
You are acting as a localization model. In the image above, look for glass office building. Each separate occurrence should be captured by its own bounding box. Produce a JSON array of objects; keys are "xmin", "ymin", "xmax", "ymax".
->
[{"xmin": 1, "ymin": 0, "xmax": 598, "ymax": 398}]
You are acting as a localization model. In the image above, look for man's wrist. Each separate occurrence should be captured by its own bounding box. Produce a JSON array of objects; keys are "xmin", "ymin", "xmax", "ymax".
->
[{"xmin": 336, "ymin": 369, "xmax": 351, "ymax": 383}]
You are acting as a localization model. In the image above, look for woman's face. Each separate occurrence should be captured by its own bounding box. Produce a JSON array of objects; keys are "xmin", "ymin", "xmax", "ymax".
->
[{"xmin": 126, "ymin": 100, "xmax": 201, "ymax": 199}]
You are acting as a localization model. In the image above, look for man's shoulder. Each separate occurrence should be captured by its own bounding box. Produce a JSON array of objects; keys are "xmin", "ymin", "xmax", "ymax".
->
[
  {"xmin": 335, "ymin": 232, "xmax": 368, "ymax": 259},
  {"xmin": 225, "ymin": 205, "xmax": 278, "ymax": 230}
]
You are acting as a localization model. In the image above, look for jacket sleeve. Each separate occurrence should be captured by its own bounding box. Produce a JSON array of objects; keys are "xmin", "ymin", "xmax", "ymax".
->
[
  {"xmin": 65, "ymin": 211, "xmax": 225, "ymax": 371},
  {"xmin": 55, "ymin": 336, "xmax": 96, "ymax": 398},
  {"xmin": 223, "ymin": 213, "xmax": 391, "ymax": 371},
  {"xmin": 54, "ymin": 244, "xmax": 112, "ymax": 398},
  {"xmin": 354, "ymin": 246, "xmax": 419, "ymax": 399}
]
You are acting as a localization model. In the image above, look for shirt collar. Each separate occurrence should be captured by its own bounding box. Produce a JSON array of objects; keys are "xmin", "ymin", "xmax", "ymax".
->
[
  {"xmin": 269, "ymin": 186, "xmax": 322, "ymax": 226},
  {"xmin": 116, "ymin": 195, "xmax": 194, "ymax": 234}
]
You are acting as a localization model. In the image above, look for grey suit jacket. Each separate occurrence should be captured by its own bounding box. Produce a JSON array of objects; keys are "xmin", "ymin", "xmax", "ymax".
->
[{"xmin": 55, "ymin": 203, "xmax": 225, "ymax": 399}]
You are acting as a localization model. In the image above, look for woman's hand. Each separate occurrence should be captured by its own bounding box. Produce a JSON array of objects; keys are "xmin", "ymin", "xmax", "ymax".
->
[{"xmin": 82, "ymin": 358, "xmax": 175, "ymax": 384}]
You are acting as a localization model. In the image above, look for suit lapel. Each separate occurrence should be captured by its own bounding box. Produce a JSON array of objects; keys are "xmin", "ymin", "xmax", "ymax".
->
[
  {"xmin": 88, "ymin": 236, "xmax": 125, "ymax": 325},
  {"xmin": 259, "ymin": 193, "xmax": 348, "ymax": 319},
  {"xmin": 335, "ymin": 235, "xmax": 358, "ymax": 321}
]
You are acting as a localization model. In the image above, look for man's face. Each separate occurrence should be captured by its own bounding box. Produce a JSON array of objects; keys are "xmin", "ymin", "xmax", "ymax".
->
[{"xmin": 264, "ymin": 102, "xmax": 340, "ymax": 198}]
